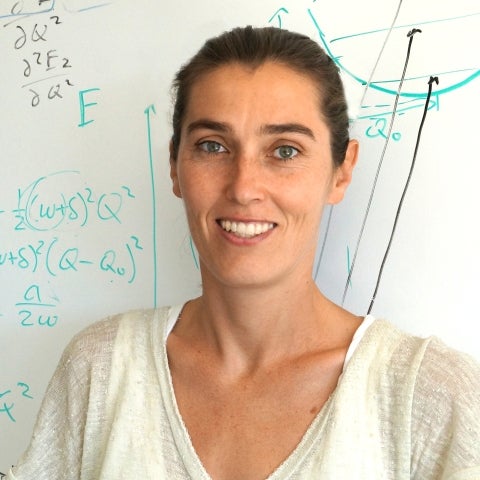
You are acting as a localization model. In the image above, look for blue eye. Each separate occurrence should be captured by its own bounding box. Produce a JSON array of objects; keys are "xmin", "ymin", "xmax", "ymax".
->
[
  {"xmin": 198, "ymin": 141, "xmax": 227, "ymax": 154},
  {"xmin": 274, "ymin": 145, "xmax": 299, "ymax": 160}
]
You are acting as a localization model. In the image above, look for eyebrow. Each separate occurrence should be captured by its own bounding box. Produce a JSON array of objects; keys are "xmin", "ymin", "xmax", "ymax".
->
[
  {"xmin": 260, "ymin": 123, "xmax": 316, "ymax": 140},
  {"xmin": 186, "ymin": 119, "xmax": 231, "ymax": 135},
  {"xmin": 185, "ymin": 119, "xmax": 316, "ymax": 140}
]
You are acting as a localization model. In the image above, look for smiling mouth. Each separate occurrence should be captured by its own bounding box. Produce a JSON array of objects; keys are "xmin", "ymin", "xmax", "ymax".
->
[{"xmin": 218, "ymin": 220, "xmax": 275, "ymax": 238}]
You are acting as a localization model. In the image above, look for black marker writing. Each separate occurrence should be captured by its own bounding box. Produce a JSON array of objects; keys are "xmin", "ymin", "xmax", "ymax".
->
[
  {"xmin": 342, "ymin": 28, "xmax": 422, "ymax": 306},
  {"xmin": 367, "ymin": 75, "xmax": 438, "ymax": 313}
]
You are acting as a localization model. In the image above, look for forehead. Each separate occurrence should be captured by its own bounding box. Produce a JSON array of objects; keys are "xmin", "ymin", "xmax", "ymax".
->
[{"xmin": 183, "ymin": 62, "xmax": 325, "ymax": 128}]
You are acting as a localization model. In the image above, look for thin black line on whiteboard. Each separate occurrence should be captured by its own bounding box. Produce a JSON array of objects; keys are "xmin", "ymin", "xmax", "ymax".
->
[
  {"xmin": 341, "ymin": 28, "xmax": 422, "ymax": 306},
  {"xmin": 367, "ymin": 75, "xmax": 438, "ymax": 314}
]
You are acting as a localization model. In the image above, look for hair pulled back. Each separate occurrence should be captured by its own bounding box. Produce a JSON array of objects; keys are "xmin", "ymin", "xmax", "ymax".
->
[{"xmin": 171, "ymin": 26, "xmax": 350, "ymax": 166}]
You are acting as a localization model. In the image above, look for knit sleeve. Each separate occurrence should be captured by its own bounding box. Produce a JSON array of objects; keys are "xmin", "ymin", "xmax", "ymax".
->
[
  {"xmin": 6, "ymin": 318, "xmax": 118, "ymax": 480},
  {"xmin": 410, "ymin": 338, "xmax": 480, "ymax": 480}
]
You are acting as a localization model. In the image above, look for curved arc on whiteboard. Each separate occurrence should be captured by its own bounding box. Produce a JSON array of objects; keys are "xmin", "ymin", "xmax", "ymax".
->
[{"xmin": 307, "ymin": 9, "xmax": 480, "ymax": 99}]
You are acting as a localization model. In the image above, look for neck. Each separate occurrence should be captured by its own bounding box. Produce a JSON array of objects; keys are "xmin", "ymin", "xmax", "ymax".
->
[{"xmin": 180, "ymin": 270, "xmax": 348, "ymax": 374}]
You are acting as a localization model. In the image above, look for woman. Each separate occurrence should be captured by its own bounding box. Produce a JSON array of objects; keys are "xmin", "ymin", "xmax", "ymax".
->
[{"xmin": 8, "ymin": 26, "xmax": 480, "ymax": 479}]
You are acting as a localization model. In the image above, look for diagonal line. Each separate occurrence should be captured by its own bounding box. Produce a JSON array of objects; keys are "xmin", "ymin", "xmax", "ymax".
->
[{"xmin": 341, "ymin": 27, "xmax": 421, "ymax": 306}]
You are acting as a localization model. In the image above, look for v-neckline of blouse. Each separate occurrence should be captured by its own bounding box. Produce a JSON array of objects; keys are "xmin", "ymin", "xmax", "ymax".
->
[{"xmin": 154, "ymin": 305, "xmax": 372, "ymax": 480}]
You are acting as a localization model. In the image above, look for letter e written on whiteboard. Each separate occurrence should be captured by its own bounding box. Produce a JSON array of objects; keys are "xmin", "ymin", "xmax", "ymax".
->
[{"xmin": 78, "ymin": 88, "xmax": 101, "ymax": 127}]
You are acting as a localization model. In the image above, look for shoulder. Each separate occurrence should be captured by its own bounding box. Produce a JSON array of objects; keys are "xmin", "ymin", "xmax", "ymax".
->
[
  {"xmin": 413, "ymin": 334, "xmax": 480, "ymax": 423},
  {"xmin": 364, "ymin": 319, "xmax": 480, "ymax": 394},
  {"xmin": 59, "ymin": 306, "xmax": 173, "ymax": 374},
  {"xmin": 410, "ymin": 336, "xmax": 480, "ymax": 476},
  {"xmin": 368, "ymin": 321, "xmax": 480, "ymax": 476},
  {"xmin": 355, "ymin": 320, "xmax": 480, "ymax": 475},
  {"xmin": 419, "ymin": 335, "xmax": 480, "ymax": 387},
  {"xmin": 352, "ymin": 319, "xmax": 431, "ymax": 380},
  {"xmin": 353, "ymin": 319, "xmax": 480, "ymax": 416},
  {"xmin": 412, "ymin": 335, "xmax": 480, "ymax": 434},
  {"xmin": 403, "ymin": 332, "xmax": 480, "ymax": 422}
]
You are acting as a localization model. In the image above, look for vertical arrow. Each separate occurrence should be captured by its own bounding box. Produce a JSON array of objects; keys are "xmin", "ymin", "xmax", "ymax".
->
[
  {"xmin": 268, "ymin": 8, "xmax": 288, "ymax": 28},
  {"xmin": 144, "ymin": 104, "xmax": 158, "ymax": 307}
]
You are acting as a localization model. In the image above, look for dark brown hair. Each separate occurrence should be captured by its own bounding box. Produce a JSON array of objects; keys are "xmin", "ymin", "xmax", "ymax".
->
[{"xmin": 171, "ymin": 26, "xmax": 350, "ymax": 166}]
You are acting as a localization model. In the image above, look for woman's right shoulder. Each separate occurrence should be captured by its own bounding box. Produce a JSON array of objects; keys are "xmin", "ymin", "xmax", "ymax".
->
[{"xmin": 60, "ymin": 306, "xmax": 172, "ymax": 369}]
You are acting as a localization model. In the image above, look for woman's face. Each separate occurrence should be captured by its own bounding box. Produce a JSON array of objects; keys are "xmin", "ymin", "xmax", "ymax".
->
[{"xmin": 170, "ymin": 61, "xmax": 357, "ymax": 289}]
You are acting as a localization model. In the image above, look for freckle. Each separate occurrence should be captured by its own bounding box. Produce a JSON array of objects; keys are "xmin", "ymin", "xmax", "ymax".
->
[{"xmin": 310, "ymin": 406, "xmax": 319, "ymax": 415}]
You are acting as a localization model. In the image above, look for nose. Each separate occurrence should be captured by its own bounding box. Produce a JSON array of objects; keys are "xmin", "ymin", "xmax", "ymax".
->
[{"xmin": 225, "ymin": 153, "xmax": 265, "ymax": 205}]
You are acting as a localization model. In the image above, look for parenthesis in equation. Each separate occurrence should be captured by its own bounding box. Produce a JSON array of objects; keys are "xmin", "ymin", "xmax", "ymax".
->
[
  {"xmin": 46, "ymin": 237, "xmax": 58, "ymax": 276},
  {"xmin": 126, "ymin": 243, "xmax": 136, "ymax": 284},
  {"xmin": 27, "ymin": 242, "xmax": 40, "ymax": 273}
]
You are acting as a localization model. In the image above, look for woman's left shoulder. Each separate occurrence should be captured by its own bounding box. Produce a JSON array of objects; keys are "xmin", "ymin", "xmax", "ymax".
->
[
  {"xmin": 370, "ymin": 319, "xmax": 479, "ymax": 393},
  {"xmin": 417, "ymin": 335, "xmax": 480, "ymax": 398},
  {"xmin": 409, "ymin": 336, "xmax": 480, "ymax": 477}
]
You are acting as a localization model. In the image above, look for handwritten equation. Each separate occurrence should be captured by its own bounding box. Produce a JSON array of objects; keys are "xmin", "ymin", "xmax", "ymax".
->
[
  {"xmin": 2, "ymin": 1, "xmax": 74, "ymax": 107},
  {"xmin": 0, "ymin": 170, "xmax": 144, "ymax": 328},
  {"xmin": 1, "ymin": 0, "xmax": 112, "ymax": 108},
  {"xmin": 13, "ymin": 171, "xmax": 135, "ymax": 232},
  {"xmin": 0, "ymin": 382, "xmax": 34, "ymax": 423}
]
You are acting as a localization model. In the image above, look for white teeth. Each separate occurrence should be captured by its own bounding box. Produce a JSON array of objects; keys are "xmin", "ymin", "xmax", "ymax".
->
[{"xmin": 220, "ymin": 220, "xmax": 274, "ymax": 238}]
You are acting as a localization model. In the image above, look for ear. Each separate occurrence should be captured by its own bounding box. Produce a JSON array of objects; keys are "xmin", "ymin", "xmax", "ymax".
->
[
  {"xmin": 328, "ymin": 139, "xmax": 359, "ymax": 205},
  {"xmin": 169, "ymin": 140, "xmax": 182, "ymax": 198}
]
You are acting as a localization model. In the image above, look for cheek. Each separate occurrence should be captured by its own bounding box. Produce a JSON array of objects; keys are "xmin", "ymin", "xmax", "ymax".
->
[
  {"xmin": 177, "ymin": 168, "xmax": 215, "ymax": 219},
  {"xmin": 177, "ymin": 162, "xmax": 200, "ymax": 198},
  {"xmin": 287, "ymin": 174, "xmax": 333, "ymax": 208},
  {"xmin": 290, "ymin": 181, "xmax": 333, "ymax": 232}
]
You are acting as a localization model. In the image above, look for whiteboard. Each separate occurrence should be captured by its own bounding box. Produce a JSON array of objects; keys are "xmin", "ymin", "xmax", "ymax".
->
[{"xmin": 1, "ymin": 0, "xmax": 479, "ymax": 472}]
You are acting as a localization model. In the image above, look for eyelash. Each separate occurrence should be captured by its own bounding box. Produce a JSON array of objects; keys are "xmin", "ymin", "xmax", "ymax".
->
[
  {"xmin": 273, "ymin": 145, "xmax": 299, "ymax": 161},
  {"xmin": 197, "ymin": 140, "xmax": 227, "ymax": 154},
  {"xmin": 196, "ymin": 140, "xmax": 300, "ymax": 162}
]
